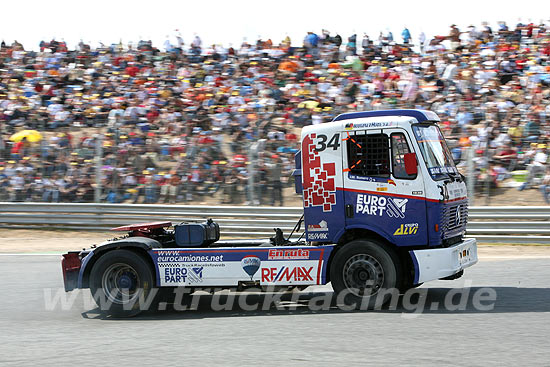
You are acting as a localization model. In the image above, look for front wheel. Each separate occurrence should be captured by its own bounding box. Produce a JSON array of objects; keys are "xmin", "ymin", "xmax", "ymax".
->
[
  {"xmin": 90, "ymin": 250, "xmax": 157, "ymax": 317},
  {"xmin": 330, "ymin": 240, "xmax": 400, "ymax": 309}
]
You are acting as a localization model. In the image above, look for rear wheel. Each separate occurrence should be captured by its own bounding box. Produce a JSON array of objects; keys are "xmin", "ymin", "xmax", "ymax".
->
[
  {"xmin": 330, "ymin": 240, "xmax": 400, "ymax": 309},
  {"xmin": 90, "ymin": 250, "xmax": 157, "ymax": 317}
]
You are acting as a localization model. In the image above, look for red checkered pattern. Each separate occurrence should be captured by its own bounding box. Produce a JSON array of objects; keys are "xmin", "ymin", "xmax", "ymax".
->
[{"xmin": 301, "ymin": 134, "xmax": 336, "ymax": 212}]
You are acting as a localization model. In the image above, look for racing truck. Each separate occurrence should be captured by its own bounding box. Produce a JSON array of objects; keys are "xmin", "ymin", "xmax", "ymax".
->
[{"xmin": 62, "ymin": 109, "xmax": 477, "ymax": 316}]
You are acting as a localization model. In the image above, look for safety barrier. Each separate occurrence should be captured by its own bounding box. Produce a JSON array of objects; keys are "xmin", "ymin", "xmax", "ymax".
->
[{"xmin": 0, "ymin": 202, "xmax": 549, "ymax": 243}]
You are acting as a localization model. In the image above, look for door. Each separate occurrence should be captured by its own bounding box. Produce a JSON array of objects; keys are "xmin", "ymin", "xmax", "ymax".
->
[{"xmin": 341, "ymin": 128, "xmax": 428, "ymax": 246}]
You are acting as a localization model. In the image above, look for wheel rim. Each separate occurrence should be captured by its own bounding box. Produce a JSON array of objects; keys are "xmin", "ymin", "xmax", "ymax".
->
[
  {"xmin": 101, "ymin": 263, "xmax": 141, "ymax": 305},
  {"xmin": 342, "ymin": 254, "xmax": 385, "ymax": 297}
]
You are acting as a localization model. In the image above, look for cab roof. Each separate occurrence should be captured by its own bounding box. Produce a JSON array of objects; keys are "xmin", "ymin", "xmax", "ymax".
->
[
  {"xmin": 333, "ymin": 109, "xmax": 440, "ymax": 123},
  {"xmin": 301, "ymin": 109, "xmax": 440, "ymax": 138}
]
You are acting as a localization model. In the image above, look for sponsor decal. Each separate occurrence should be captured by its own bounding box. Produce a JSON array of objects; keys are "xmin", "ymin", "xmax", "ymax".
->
[
  {"xmin": 159, "ymin": 262, "xmax": 225, "ymax": 269},
  {"xmin": 428, "ymin": 166, "xmax": 458, "ymax": 175},
  {"xmin": 241, "ymin": 256, "xmax": 261, "ymax": 280},
  {"xmin": 156, "ymin": 251, "xmax": 224, "ymax": 263},
  {"xmin": 376, "ymin": 187, "xmax": 388, "ymax": 192},
  {"xmin": 356, "ymin": 194, "xmax": 408, "ymax": 218},
  {"xmin": 412, "ymin": 191, "xmax": 423, "ymax": 195},
  {"xmin": 302, "ymin": 134, "xmax": 337, "ymax": 212},
  {"xmin": 155, "ymin": 247, "xmax": 331, "ymax": 287},
  {"xmin": 261, "ymin": 266, "xmax": 314, "ymax": 283},
  {"xmin": 307, "ymin": 220, "xmax": 328, "ymax": 232},
  {"xmin": 348, "ymin": 174, "xmax": 386, "ymax": 182},
  {"xmin": 188, "ymin": 267, "xmax": 204, "ymax": 283},
  {"xmin": 307, "ymin": 232, "xmax": 329, "ymax": 240},
  {"xmin": 344, "ymin": 121, "xmax": 392, "ymax": 130},
  {"xmin": 164, "ymin": 266, "xmax": 204, "ymax": 283},
  {"xmin": 393, "ymin": 223, "xmax": 419, "ymax": 235},
  {"xmin": 268, "ymin": 249, "xmax": 310, "ymax": 260},
  {"xmin": 356, "ymin": 194, "xmax": 386, "ymax": 216},
  {"xmin": 450, "ymin": 188, "xmax": 465, "ymax": 199},
  {"xmin": 347, "ymin": 174, "xmax": 397, "ymax": 185},
  {"xmin": 387, "ymin": 198, "xmax": 408, "ymax": 218}
]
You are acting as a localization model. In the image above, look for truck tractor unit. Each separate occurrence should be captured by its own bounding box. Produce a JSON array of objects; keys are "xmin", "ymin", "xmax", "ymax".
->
[{"xmin": 62, "ymin": 109, "xmax": 477, "ymax": 316}]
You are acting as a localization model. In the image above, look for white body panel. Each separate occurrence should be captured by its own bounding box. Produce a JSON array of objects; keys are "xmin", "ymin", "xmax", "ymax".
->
[{"xmin": 411, "ymin": 238, "xmax": 478, "ymax": 284}]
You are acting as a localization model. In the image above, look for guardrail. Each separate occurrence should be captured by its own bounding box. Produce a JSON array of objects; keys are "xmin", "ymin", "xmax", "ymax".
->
[{"xmin": 0, "ymin": 202, "xmax": 549, "ymax": 243}]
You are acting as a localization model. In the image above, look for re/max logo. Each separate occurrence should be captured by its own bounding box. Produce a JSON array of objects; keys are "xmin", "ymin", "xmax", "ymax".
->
[{"xmin": 261, "ymin": 266, "xmax": 314, "ymax": 282}]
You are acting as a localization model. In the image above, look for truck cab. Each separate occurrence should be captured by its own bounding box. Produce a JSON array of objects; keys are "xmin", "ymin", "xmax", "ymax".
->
[{"xmin": 294, "ymin": 109, "xmax": 476, "ymax": 283}]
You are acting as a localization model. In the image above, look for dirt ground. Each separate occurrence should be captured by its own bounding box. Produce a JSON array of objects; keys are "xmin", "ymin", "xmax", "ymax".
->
[{"xmin": 1, "ymin": 229, "xmax": 549, "ymax": 259}]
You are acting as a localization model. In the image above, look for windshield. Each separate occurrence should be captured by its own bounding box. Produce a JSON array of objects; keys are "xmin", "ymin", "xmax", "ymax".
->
[{"xmin": 412, "ymin": 124, "xmax": 458, "ymax": 180}]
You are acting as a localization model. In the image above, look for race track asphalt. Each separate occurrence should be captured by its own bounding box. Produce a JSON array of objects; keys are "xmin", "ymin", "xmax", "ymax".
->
[{"xmin": 0, "ymin": 254, "xmax": 549, "ymax": 366}]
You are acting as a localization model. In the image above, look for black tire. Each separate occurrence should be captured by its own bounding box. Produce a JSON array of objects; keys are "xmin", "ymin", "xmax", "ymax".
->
[
  {"xmin": 90, "ymin": 250, "xmax": 157, "ymax": 317},
  {"xmin": 330, "ymin": 240, "xmax": 401, "ymax": 309}
]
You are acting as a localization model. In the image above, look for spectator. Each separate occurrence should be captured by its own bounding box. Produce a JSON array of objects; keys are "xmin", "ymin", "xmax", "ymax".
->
[
  {"xmin": 539, "ymin": 166, "xmax": 550, "ymax": 204},
  {"xmin": 267, "ymin": 154, "xmax": 284, "ymax": 206},
  {"xmin": 402, "ymin": 27, "xmax": 411, "ymax": 44},
  {"xmin": 0, "ymin": 22, "xmax": 549, "ymax": 205},
  {"xmin": 43, "ymin": 173, "xmax": 61, "ymax": 202},
  {"xmin": 160, "ymin": 173, "xmax": 181, "ymax": 203},
  {"xmin": 519, "ymin": 144, "xmax": 548, "ymax": 190}
]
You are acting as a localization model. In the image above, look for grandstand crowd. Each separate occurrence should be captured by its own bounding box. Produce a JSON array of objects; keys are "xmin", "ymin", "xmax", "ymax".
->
[{"xmin": 1, "ymin": 20, "xmax": 550, "ymax": 204}]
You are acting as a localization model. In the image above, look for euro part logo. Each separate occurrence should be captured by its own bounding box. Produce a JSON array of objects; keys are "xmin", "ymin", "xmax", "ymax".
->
[
  {"xmin": 356, "ymin": 194, "xmax": 408, "ymax": 218},
  {"xmin": 163, "ymin": 266, "xmax": 203, "ymax": 283},
  {"xmin": 393, "ymin": 223, "xmax": 419, "ymax": 236}
]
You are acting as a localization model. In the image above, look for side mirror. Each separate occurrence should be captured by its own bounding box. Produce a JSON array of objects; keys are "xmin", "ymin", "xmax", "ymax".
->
[{"xmin": 404, "ymin": 153, "xmax": 418, "ymax": 175}]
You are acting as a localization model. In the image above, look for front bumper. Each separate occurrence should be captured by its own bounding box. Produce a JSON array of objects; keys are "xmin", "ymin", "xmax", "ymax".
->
[{"xmin": 409, "ymin": 238, "xmax": 478, "ymax": 284}]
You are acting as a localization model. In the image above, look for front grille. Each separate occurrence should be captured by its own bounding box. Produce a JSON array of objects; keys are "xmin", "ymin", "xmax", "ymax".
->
[
  {"xmin": 441, "ymin": 200, "xmax": 468, "ymax": 238},
  {"xmin": 442, "ymin": 235, "xmax": 463, "ymax": 247}
]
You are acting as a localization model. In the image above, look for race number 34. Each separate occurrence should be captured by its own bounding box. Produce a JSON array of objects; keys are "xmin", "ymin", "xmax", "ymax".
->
[{"xmin": 315, "ymin": 133, "xmax": 340, "ymax": 152}]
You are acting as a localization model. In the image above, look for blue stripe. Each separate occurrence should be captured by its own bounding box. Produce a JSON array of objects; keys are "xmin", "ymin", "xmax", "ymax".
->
[
  {"xmin": 409, "ymin": 250, "xmax": 420, "ymax": 284},
  {"xmin": 333, "ymin": 109, "xmax": 439, "ymax": 123}
]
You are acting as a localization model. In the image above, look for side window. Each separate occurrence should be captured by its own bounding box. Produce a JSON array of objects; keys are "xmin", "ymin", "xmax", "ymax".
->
[
  {"xmin": 391, "ymin": 133, "xmax": 416, "ymax": 179},
  {"xmin": 346, "ymin": 133, "xmax": 390, "ymax": 177}
]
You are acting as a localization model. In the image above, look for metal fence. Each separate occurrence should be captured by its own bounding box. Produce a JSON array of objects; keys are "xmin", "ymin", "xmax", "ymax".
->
[{"xmin": 1, "ymin": 202, "xmax": 549, "ymax": 243}]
